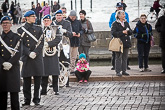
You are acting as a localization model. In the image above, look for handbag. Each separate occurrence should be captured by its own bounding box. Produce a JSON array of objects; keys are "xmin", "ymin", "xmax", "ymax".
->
[
  {"xmin": 87, "ymin": 33, "xmax": 96, "ymax": 42},
  {"xmin": 150, "ymin": 36, "xmax": 155, "ymax": 47},
  {"xmin": 108, "ymin": 38, "xmax": 123, "ymax": 53},
  {"xmin": 86, "ymin": 20, "xmax": 96, "ymax": 42}
]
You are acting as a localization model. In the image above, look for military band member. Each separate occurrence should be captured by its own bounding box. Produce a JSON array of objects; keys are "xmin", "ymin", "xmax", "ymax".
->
[
  {"xmin": 0, "ymin": 16, "xmax": 21, "ymax": 110},
  {"xmin": 17, "ymin": 10, "xmax": 44, "ymax": 106},
  {"xmin": 41, "ymin": 14, "xmax": 62, "ymax": 95},
  {"xmin": 53, "ymin": 10, "xmax": 73, "ymax": 87}
]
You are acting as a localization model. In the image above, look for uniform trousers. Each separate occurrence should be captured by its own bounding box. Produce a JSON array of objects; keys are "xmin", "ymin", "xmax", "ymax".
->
[
  {"xmin": 75, "ymin": 70, "xmax": 91, "ymax": 81},
  {"xmin": 23, "ymin": 76, "xmax": 41, "ymax": 103},
  {"xmin": 0, "ymin": 92, "xmax": 20, "ymax": 110},
  {"xmin": 41, "ymin": 75, "xmax": 59, "ymax": 93}
]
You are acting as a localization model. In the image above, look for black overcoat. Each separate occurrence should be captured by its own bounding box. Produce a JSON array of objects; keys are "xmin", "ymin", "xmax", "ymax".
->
[
  {"xmin": 0, "ymin": 31, "xmax": 21, "ymax": 92},
  {"xmin": 17, "ymin": 23, "xmax": 44, "ymax": 77},
  {"xmin": 155, "ymin": 15, "xmax": 165, "ymax": 48},
  {"xmin": 43, "ymin": 26, "xmax": 62, "ymax": 76},
  {"xmin": 111, "ymin": 20, "xmax": 132, "ymax": 48}
]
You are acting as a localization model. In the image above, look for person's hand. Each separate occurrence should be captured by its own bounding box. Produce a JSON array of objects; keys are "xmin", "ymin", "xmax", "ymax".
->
[
  {"xmin": 3, "ymin": 62, "xmax": 12, "ymax": 70},
  {"xmin": 77, "ymin": 33, "xmax": 80, "ymax": 37},
  {"xmin": 29, "ymin": 52, "xmax": 36, "ymax": 59},
  {"xmin": 72, "ymin": 32, "xmax": 77, "ymax": 36},
  {"xmin": 58, "ymin": 25, "xmax": 67, "ymax": 33},
  {"xmin": 60, "ymin": 28, "xmax": 67, "ymax": 33},
  {"xmin": 123, "ymin": 30, "xmax": 128, "ymax": 35}
]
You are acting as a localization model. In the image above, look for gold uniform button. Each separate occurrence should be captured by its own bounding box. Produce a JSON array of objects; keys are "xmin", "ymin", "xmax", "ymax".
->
[
  {"xmin": 34, "ymin": 30, "xmax": 36, "ymax": 32},
  {"xmin": 1, "ymin": 49, "xmax": 3, "ymax": 52},
  {"xmin": 2, "ymin": 54, "xmax": 4, "ymax": 56},
  {"xmin": 10, "ymin": 40, "xmax": 12, "ymax": 42},
  {"xmin": 27, "ymin": 44, "xmax": 30, "ymax": 46},
  {"xmin": 27, "ymin": 40, "xmax": 29, "ymax": 42},
  {"xmin": 1, "ymin": 44, "xmax": 3, "ymax": 46},
  {"xmin": 10, "ymin": 45, "xmax": 12, "ymax": 47},
  {"xmin": 27, "ymin": 36, "xmax": 28, "ymax": 37}
]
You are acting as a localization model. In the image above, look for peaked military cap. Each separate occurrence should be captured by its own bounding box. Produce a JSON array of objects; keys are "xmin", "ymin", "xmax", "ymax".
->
[
  {"xmin": 54, "ymin": 10, "xmax": 63, "ymax": 15},
  {"xmin": 0, "ymin": 16, "xmax": 11, "ymax": 23},
  {"xmin": 43, "ymin": 14, "xmax": 51, "ymax": 20},
  {"xmin": 24, "ymin": 10, "xmax": 35, "ymax": 17}
]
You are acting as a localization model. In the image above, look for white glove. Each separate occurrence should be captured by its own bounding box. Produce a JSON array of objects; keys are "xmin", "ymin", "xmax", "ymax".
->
[
  {"xmin": 58, "ymin": 25, "xmax": 67, "ymax": 33},
  {"xmin": 3, "ymin": 62, "xmax": 12, "ymax": 70},
  {"xmin": 29, "ymin": 52, "xmax": 36, "ymax": 59},
  {"xmin": 44, "ymin": 42, "xmax": 49, "ymax": 48}
]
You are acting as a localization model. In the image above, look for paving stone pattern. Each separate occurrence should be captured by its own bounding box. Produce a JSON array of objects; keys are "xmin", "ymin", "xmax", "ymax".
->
[{"xmin": 7, "ymin": 81, "xmax": 165, "ymax": 110}]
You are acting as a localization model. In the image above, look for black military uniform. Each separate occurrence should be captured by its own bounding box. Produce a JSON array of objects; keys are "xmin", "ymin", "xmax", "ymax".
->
[
  {"xmin": 0, "ymin": 16, "xmax": 21, "ymax": 110},
  {"xmin": 53, "ymin": 10, "xmax": 73, "ymax": 87},
  {"xmin": 41, "ymin": 15, "xmax": 62, "ymax": 95},
  {"xmin": 17, "ymin": 11, "xmax": 44, "ymax": 105},
  {"xmin": 54, "ymin": 19, "xmax": 73, "ymax": 62}
]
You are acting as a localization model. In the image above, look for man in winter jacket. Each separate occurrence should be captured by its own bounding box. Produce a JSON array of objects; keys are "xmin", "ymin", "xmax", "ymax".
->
[
  {"xmin": 155, "ymin": 12, "xmax": 165, "ymax": 73},
  {"xmin": 66, "ymin": 10, "xmax": 83, "ymax": 74}
]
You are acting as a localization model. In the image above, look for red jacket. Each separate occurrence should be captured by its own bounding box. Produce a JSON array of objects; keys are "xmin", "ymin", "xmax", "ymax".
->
[{"xmin": 153, "ymin": 1, "xmax": 161, "ymax": 9}]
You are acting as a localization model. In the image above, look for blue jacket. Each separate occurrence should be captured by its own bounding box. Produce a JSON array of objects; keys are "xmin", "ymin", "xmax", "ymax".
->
[{"xmin": 109, "ymin": 11, "xmax": 129, "ymax": 28}]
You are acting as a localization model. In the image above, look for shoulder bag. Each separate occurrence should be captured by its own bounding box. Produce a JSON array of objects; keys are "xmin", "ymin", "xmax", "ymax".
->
[
  {"xmin": 108, "ymin": 38, "xmax": 123, "ymax": 53},
  {"xmin": 86, "ymin": 20, "xmax": 96, "ymax": 42}
]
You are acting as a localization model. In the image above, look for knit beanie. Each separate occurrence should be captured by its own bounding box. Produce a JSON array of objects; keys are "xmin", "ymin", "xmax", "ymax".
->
[
  {"xmin": 79, "ymin": 53, "xmax": 86, "ymax": 59},
  {"xmin": 69, "ymin": 10, "xmax": 77, "ymax": 16},
  {"xmin": 79, "ymin": 10, "xmax": 86, "ymax": 15}
]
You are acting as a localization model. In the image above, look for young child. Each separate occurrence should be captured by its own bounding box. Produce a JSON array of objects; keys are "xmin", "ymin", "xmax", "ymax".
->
[{"xmin": 75, "ymin": 53, "xmax": 91, "ymax": 83}]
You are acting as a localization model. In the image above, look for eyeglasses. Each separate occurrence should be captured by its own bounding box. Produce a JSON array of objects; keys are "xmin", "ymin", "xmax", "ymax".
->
[{"xmin": 1, "ymin": 22, "xmax": 11, "ymax": 25}]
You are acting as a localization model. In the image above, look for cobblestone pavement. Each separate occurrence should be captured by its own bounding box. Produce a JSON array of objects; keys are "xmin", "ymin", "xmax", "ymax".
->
[{"xmin": 7, "ymin": 81, "xmax": 165, "ymax": 110}]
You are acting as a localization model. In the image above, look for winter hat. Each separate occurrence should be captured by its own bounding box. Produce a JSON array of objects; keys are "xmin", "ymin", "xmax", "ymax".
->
[
  {"xmin": 116, "ymin": 2, "xmax": 123, "ymax": 7},
  {"xmin": 79, "ymin": 10, "xmax": 86, "ymax": 15},
  {"xmin": 69, "ymin": 10, "xmax": 77, "ymax": 16},
  {"xmin": 79, "ymin": 53, "xmax": 86, "ymax": 59}
]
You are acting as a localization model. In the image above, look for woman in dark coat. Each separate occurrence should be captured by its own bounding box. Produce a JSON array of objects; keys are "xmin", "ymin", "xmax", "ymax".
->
[
  {"xmin": 155, "ymin": 12, "xmax": 165, "ymax": 73},
  {"xmin": 79, "ymin": 10, "xmax": 94, "ymax": 62},
  {"xmin": 35, "ymin": 3, "xmax": 42, "ymax": 25},
  {"xmin": 111, "ymin": 10, "xmax": 132, "ymax": 76},
  {"xmin": 10, "ymin": 1, "xmax": 16, "ymax": 24},
  {"xmin": 133, "ymin": 14, "xmax": 152, "ymax": 72}
]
